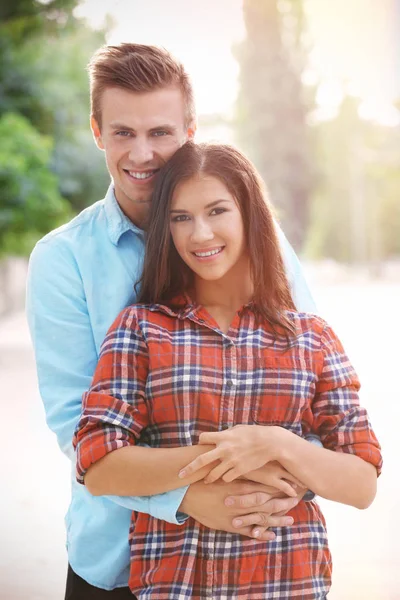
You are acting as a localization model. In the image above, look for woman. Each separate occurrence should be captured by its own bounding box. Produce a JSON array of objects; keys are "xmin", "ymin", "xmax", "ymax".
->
[{"xmin": 74, "ymin": 142, "xmax": 382, "ymax": 599}]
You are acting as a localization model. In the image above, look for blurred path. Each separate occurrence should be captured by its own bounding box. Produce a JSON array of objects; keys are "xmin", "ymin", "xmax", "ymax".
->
[
  {"xmin": 0, "ymin": 280, "xmax": 399, "ymax": 599},
  {"xmin": 0, "ymin": 312, "xmax": 70, "ymax": 600}
]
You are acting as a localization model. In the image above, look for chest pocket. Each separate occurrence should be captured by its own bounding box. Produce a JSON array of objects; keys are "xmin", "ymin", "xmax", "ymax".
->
[{"xmin": 249, "ymin": 353, "xmax": 316, "ymax": 433}]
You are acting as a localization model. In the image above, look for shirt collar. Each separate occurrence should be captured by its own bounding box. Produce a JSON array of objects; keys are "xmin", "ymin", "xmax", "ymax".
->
[
  {"xmin": 104, "ymin": 184, "xmax": 145, "ymax": 245},
  {"xmin": 148, "ymin": 293, "xmax": 255, "ymax": 322}
]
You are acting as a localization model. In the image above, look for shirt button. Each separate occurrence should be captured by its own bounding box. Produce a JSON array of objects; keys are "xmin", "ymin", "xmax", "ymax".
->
[
  {"xmin": 226, "ymin": 379, "xmax": 235, "ymax": 387},
  {"xmin": 221, "ymin": 423, "xmax": 230, "ymax": 430}
]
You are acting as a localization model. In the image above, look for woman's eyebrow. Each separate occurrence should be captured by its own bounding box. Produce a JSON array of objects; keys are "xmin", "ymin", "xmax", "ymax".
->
[{"xmin": 170, "ymin": 199, "xmax": 232, "ymax": 213}]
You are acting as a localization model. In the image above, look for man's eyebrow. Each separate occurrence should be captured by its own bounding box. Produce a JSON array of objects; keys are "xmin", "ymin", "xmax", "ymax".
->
[
  {"xmin": 109, "ymin": 123, "xmax": 177, "ymax": 132},
  {"xmin": 170, "ymin": 199, "xmax": 232, "ymax": 213},
  {"xmin": 109, "ymin": 122, "xmax": 134, "ymax": 131},
  {"xmin": 149, "ymin": 124, "xmax": 177, "ymax": 132}
]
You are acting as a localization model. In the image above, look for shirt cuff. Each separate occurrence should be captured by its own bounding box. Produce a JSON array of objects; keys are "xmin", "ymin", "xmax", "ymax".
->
[
  {"xmin": 148, "ymin": 485, "xmax": 190, "ymax": 525},
  {"xmin": 302, "ymin": 434, "xmax": 321, "ymax": 501}
]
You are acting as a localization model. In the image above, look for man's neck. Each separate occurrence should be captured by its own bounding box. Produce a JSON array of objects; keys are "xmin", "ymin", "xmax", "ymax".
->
[{"xmin": 114, "ymin": 189, "xmax": 149, "ymax": 230}]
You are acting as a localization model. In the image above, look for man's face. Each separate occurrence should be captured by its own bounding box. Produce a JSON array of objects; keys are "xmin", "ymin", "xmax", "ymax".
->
[{"xmin": 92, "ymin": 86, "xmax": 195, "ymax": 227}]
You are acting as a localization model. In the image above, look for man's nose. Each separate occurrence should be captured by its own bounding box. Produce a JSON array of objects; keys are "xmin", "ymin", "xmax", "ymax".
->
[
  {"xmin": 128, "ymin": 139, "xmax": 154, "ymax": 165},
  {"xmin": 190, "ymin": 219, "xmax": 214, "ymax": 244}
]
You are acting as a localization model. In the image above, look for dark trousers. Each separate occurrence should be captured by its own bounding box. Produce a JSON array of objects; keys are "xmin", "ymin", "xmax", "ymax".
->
[{"xmin": 65, "ymin": 565, "xmax": 137, "ymax": 599}]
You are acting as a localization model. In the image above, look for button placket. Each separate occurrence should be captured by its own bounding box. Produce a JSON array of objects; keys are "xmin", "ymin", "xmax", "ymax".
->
[{"xmin": 220, "ymin": 336, "xmax": 237, "ymax": 430}]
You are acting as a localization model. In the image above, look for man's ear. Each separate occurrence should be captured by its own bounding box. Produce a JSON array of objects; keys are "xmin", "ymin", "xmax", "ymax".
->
[
  {"xmin": 90, "ymin": 116, "xmax": 104, "ymax": 150},
  {"xmin": 187, "ymin": 122, "xmax": 197, "ymax": 140}
]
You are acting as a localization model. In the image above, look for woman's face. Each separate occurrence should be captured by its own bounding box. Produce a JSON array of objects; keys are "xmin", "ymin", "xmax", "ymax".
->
[{"xmin": 169, "ymin": 174, "xmax": 248, "ymax": 284}]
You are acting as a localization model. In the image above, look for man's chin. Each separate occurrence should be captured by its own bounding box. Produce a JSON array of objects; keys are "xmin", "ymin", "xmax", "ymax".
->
[{"xmin": 127, "ymin": 192, "xmax": 152, "ymax": 205}]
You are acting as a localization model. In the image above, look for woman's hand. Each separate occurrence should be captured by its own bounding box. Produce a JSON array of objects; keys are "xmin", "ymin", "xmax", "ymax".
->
[
  {"xmin": 242, "ymin": 461, "xmax": 305, "ymax": 498},
  {"xmin": 178, "ymin": 424, "xmax": 286, "ymax": 484}
]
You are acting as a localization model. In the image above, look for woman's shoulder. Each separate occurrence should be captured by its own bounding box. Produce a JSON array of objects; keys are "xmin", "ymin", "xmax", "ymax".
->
[
  {"xmin": 286, "ymin": 310, "xmax": 327, "ymax": 331},
  {"xmin": 284, "ymin": 310, "xmax": 334, "ymax": 350}
]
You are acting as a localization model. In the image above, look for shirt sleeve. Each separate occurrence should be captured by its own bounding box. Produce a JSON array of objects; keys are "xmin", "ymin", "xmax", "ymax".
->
[
  {"xmin": 275, "ymin": 223, "xmax": 318, "ymax": 313},
  {"xmin": 74, "ymin": 307, "xmax": 149, "ymax": 481},
  {"xmin": 312, "ymin": 323, "xmax": 383, "ymax": 475},
  {"xmin": 27, "ymin": 239, "xmax": 187, "ymax": 524}
]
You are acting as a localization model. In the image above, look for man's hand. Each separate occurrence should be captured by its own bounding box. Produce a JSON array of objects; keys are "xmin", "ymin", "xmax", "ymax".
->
[
  {"xmin": 225, "ymin": 483, "xmax": 307, "ymax": 538},
  {"xmin": 179, "ymin": 479, "xmax": 299, "ymax": 541}
]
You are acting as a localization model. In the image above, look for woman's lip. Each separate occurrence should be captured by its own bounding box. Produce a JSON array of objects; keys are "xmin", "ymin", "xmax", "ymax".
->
[{"xmin": 191, "ymin": 247, "xmax": 225, "ymax": 260}]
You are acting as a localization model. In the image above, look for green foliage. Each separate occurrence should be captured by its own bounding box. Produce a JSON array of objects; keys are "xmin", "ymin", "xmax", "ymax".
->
[
  {"xmin": 305, "ymin": 96, "xmax": 400, "ymax": 262},
  {"xmin": 0, "ymin": 0, "xmax": 110, "ymax": 254},
  {"xmin": 0, "ymin": 112, "xmax": 72, "ymax": 256}
]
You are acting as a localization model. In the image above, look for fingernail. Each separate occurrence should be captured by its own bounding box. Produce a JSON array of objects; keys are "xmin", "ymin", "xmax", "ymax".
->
[
  {"xmin": 225, "ymin": 498, "xmax": 234, "ymax": 506},
  {"xmin": 233, "ymin": 519, "xmax": 243, "ymax": 527},
  {"xmin": 178, "ymin": 470, "xmax": 186, "ymax": 478},
  {"xmin": 253, "ymin": 529, "xmax": 260, "ymax": 537},
  {"xmin": 285, "ymin": 517, "xmax": 294, "ymax": 525}
]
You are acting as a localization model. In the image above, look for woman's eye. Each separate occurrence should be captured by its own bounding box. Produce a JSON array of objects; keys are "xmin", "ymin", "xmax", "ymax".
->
[
  {"xmin": 210, "ymin": 208, "xmax": 226, "ymax": 216},
  {"xmin": 172, "ymin": 215, "xmax": 190, "ymax": 222}
]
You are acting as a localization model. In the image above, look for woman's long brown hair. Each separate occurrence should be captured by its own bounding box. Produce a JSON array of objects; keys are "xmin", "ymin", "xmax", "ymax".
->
[{"xmin": 138, "ymin": 142, "xmax": 297, "ymax": 335}]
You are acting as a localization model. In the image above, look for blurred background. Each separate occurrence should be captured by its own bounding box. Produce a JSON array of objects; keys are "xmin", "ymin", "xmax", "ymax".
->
[{"xmin": 0, "ymin": 1, "xmax": 399, "ymax": 599}]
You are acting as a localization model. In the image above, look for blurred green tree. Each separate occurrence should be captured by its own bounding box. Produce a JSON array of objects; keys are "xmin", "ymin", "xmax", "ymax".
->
[
  {"xmin": 0, "ymin": 112, "xmax": 71, "ymax": 256},
  {"xmin": 0, "ymin": 0, "xmax": 109, "ymax": 255},
  {"xmin": 306, "ymin": 94, "xmax": 400, "ymax": 264},
  {"xmin": 235, "ymin": 0, "xmax": 313, "ymax": 250}
]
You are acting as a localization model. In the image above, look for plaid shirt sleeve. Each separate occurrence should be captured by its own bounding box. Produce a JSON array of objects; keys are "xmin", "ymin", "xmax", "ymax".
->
[
  {"xmin": 312, "ymin": 323, "xmax": 382, "ymax": 475},
  {"xmin": 73, "ymin": 307, "xmax": 149, "ymax": 484}
]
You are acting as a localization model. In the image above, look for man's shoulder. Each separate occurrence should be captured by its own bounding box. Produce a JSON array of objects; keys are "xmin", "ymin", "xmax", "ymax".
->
[{"xmin": 36, "ymin": 199, "xmax": 106, "ymax": 249}]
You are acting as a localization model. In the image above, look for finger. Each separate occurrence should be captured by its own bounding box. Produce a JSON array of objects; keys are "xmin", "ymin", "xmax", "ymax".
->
[
  {"xmin": 222, "ymin": 466, "xmax": 246, "ymax": 483},
  {"xmin": 232, "ymin": 512, "xmax": 294, "ymax": 529},
  {"xmin": 204, "ymin": 461, "xmax": 232, "ymax": 484},
  {"xmin": 221, "ymin": 467, "xmax": 243, "ymax": 483},
  {"xmin": 283, "ymin": 473, "xmax": 306, "ymax": 488},
  {"xmin": 233, "ymin": 525, "xmax": 276, "ymax": 541},
  {"xmin": 199, "ymin": 431, "xmax": 223, "ymax": 445},
  {"xmin": 251, "ymin": 526, "xmax": 276, "ymax": 541},
  {"xmin": 273, "ymin": 478, "xmax": 298, "ymax": 498},
  {"xmin": 225, "ymin": 491, "xmax": 273, "ymax": 509},
  {"xmin": 178, "ymin": 448, "xmax": 221, "ymax": 478}
]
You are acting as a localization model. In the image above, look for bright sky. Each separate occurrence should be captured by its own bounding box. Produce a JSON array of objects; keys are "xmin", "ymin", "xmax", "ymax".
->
[
  {"xmin": 75, "ymin": 0, "xmax": 400, "ymax": 124},
  {"xmin": 74, "ymin": 0, "xmax": 245, "ymax": 117}
]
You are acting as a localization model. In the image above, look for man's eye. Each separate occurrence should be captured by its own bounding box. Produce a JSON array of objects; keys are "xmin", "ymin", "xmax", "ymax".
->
[
  {"xmin": 116, "ymin": 131, "xmax": 132, "ymax": 137},
  {"xmin": 152, "ymin": 131, "xmax": 168, "ymax": 137},
  {"xmin": 171, "ymin": 215, "xmax": 189, "ymax": 222}
]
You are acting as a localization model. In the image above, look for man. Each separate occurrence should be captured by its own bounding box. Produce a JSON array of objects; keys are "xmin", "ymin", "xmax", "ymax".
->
[{"xmin": 27, "ymin": 43, "xmax": 317, "ymax": 599}]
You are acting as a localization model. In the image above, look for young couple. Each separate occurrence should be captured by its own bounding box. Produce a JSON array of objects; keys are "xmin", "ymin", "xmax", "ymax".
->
[{"xmin": 27, "ymin": 43, "xmax": 382, "ymax": 599}]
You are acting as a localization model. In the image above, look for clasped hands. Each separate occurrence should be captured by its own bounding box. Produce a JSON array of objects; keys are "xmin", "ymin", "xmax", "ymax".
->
[
  {"xmin": 179, "ymin": 424, "xmax": 302, "ymax": 494},
  {"xmin": 178, "ymin": 425, "xmax": 306, "ymax": 540}
]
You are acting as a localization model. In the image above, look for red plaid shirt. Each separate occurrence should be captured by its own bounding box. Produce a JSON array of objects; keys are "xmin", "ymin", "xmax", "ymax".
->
[{"xmin": 74, "ymin": 298, "xmax": 382, "ymax": 599}]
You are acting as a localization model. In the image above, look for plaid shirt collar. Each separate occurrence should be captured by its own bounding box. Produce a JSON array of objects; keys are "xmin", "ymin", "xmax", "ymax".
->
[{"xmin": 147, "ymin": 293, "xmax": 255, "ymax": 326}]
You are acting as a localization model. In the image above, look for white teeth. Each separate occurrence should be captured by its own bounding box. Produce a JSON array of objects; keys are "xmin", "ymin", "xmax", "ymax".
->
[
  {"xmin": 128, "ymin": 171, "xmax": 155, "ymax": 180},
  {"xmin": 194, "ymin": 247, "xmax": 223, "ymax": 258}
]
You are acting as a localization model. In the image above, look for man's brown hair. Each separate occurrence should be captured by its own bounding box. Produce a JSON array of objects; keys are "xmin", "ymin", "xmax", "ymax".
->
[{"xmin": 88, "ymin": 43, "xmax": 196, "ymax": 128}]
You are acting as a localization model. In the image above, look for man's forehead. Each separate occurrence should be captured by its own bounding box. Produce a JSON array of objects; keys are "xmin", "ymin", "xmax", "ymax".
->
[{"xmin": 100, "ymin": 86, "xmax": 187, "ymax": 128}]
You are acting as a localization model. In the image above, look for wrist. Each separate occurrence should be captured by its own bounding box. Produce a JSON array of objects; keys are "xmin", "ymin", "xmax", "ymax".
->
[{"xmin": 268, "ymin": 425, "xmax": 293, "ymax": 462}]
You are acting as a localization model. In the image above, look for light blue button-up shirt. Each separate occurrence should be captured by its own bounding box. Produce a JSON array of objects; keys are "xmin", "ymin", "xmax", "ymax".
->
[{"xmin": 26, "ymin": 185, "xmax": 317, "ymax": 590}]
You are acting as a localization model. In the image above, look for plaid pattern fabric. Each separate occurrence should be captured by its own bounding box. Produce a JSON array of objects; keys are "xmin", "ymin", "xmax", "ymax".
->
[{"xmin": 74, "ymin": 300, "xmax": 382, "ymax": 599}]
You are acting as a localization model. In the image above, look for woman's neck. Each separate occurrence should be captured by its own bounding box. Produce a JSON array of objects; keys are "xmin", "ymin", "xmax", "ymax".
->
[{"xmin": 194, "ymin": 269, "xmax": 254, "ymax": 314}]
